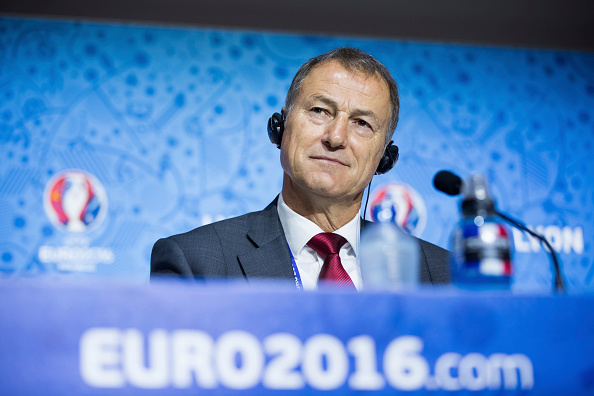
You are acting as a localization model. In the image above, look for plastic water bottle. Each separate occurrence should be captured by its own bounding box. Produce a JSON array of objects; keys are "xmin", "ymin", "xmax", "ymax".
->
[
  {"xmin": 359, "ymin": 205, "xmax": 420, "ymax": 289},
  {"xmin": 450, "ymin": 174, "xmax": 512, "ymax": 289}
]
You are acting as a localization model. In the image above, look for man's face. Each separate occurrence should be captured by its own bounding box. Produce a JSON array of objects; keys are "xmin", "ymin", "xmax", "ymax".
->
[{"xmin": 281, "ymin": 60, "xmax": 391, "ymax": 203}]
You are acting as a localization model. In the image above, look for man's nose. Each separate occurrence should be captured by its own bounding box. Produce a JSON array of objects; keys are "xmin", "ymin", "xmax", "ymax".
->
[{"xmin": 323, "ymin": 115, "xmax": 348, "ymax": 149}]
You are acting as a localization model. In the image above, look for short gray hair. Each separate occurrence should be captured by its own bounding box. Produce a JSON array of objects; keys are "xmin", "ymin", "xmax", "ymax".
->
[{"xmin": 285, "ymin": 47, "xmax": 399, "ymax": 144}]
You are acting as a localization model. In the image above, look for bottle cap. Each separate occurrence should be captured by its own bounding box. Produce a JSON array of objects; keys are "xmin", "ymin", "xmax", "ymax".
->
[
  {"xmin": 461, "ymin": 174, "xmax": 496, "ymax": 217},
  {"xmin": 373, "ymin": 205, "xmax": 397, "ymax": 224}
]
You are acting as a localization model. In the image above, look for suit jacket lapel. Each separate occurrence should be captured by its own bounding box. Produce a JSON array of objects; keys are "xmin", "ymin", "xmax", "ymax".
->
[{"xmin": 238, "ymin": 198, "xmax": 294, "ymax": 280}]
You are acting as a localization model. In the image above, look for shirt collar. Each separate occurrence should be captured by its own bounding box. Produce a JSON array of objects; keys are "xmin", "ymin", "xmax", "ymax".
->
[{"xmin": 277, "ymin": 193, "xmax": 360, "ymax": 257}]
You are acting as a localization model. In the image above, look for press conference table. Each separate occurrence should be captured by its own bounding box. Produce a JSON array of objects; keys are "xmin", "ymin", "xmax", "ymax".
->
[{"xmin": 0, "ymin": 279, "xmax": 592, "ymax": 395}]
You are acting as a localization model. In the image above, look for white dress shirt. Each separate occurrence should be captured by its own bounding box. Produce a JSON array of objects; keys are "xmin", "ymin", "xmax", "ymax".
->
[{"xmin": 277, "ymin": 193, "xmax": 362, "ymax": 290}]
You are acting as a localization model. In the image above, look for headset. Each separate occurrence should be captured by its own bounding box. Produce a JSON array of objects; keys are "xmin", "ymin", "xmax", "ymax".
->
[{"xmin": 267, "ymin": 110, "xmax": 399, "ymax": 175}]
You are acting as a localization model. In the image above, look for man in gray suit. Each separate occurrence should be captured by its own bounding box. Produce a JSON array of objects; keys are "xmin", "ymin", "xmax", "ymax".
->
[{"xmin": 151, "ymin": 47, "xmax": 450, "ymax": 288}]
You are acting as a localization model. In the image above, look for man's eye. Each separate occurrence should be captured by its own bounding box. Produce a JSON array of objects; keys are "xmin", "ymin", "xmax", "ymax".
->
[
  {"xmin": 357, "ymin": 119, "xmax": 370, "ymax": 128},
  {"xmin": 311, "ymin": 107, "xmax": 325, "ymax": 114}
]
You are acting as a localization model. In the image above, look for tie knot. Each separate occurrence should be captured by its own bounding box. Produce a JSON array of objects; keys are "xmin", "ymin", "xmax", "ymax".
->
[{"xmin": 307, "ymin": 233, "xmax": 348, "ymax": 259}]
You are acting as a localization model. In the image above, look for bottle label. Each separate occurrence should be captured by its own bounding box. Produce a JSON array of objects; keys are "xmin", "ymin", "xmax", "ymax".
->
[{"xmin": 453, "ymin": 220, "xmax": 512, "ymax": 278}]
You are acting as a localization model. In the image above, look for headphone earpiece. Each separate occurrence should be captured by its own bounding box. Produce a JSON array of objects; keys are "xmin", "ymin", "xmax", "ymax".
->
[
  {"xmin": 375, "ymin": 140, "xmax": 399, "ymax": 175},
  {"xmin": 267, "ymin": 110, "xmax": 286, "ymax": 148}
]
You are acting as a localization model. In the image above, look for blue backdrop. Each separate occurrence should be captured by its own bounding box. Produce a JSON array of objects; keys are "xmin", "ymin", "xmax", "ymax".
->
[{"xmin": 0, "ymin": 17, "xmax": 592, "ymax": 291}]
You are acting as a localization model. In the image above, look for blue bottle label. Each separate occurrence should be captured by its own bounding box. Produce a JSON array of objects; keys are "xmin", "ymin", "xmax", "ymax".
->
[{"xmin": 451, "ymin": 218, "xmax": 512, "ymax": 287}]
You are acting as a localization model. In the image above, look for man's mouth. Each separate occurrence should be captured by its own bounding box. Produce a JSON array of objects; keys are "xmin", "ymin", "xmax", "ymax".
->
[{"xmin": 310, "ymin": 156, "xmax": 347, "ymax": 166}]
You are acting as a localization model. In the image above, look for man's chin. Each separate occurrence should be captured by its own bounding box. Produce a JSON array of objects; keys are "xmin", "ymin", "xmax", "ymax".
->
[
  {"xmin": 306, "ymin": 184, "xmax": 361, "ymax": 202},
  {"xmin": 285, "ymin": 172, "xmax": 364, "ymax": 199}
]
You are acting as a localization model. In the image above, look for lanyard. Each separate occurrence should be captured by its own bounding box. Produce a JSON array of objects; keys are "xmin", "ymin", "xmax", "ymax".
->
[{"xmin": 288, "ymin": 244, "xmax": 302, "ymax": 290}]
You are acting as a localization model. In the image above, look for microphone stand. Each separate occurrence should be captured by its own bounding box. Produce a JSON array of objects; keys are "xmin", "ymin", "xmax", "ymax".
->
[{"xmin": 495, "ymin": 210, "xmax": 565, "ymax": 292}]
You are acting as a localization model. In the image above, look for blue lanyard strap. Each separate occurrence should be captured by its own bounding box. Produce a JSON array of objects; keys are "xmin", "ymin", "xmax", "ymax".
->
[{"xmin": 288, "ymin": 244, "xmax": 302, "ymax": 290}]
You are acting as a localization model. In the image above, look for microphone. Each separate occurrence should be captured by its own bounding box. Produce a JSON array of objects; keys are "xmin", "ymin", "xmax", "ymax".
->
[
  {"xmin": 433, "ymin": 170, "xmax": 463, "ymax": 196},
  {"xmin": 433, "ymin": 170, "xmax": 565, "ymax": 292}
]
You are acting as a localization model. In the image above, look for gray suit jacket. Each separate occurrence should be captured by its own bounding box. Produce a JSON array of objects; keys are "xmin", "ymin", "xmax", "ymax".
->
[{"xmin": 151, "ymin": 198, "xmax": 451, "ymax": 284}]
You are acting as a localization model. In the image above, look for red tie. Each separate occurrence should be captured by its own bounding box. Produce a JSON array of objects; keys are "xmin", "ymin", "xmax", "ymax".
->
[{"xmin": 307, "ymin": 233, "xmax": 355, "ymax": 288}]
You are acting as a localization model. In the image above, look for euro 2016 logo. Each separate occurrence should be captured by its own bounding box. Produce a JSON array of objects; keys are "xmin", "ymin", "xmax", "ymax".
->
[
  {"xmin": 368, "ymin": 182, "xmax": 427, "ymax": 237},
  {"xmin": 44, "ymin": 170, "xmax": 108, "ymax": 233}
]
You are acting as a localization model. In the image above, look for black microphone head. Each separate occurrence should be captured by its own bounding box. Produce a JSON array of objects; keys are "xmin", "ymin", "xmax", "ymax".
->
[{"xmin": 433, "ymin": 170, "xmax": 463, "ymax": 196}]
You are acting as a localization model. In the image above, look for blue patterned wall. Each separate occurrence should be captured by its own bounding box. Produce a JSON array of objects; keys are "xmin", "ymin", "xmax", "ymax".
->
[{"xmin": 0, "ymin": 17, "xmax": 592, "ymax": 291}]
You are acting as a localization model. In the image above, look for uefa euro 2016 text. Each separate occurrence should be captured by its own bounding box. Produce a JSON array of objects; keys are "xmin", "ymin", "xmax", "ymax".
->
[{"xmin": 80, "ymin": 327, "xmax": 534, "ymax": 391}]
